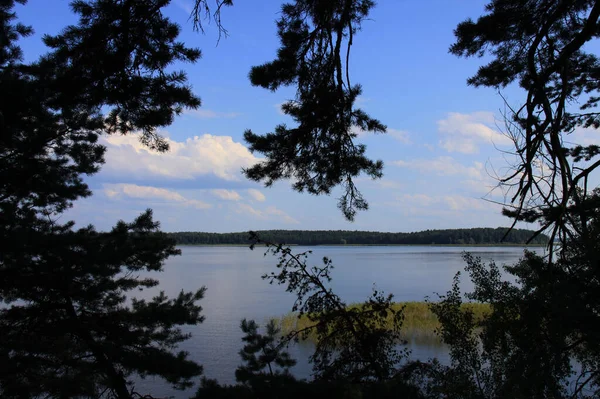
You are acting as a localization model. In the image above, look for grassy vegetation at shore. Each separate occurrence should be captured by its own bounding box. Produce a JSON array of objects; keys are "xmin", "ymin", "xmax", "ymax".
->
[{"xmin": 272, "ymin": 302, "xmax": 491, "ymax": 345}]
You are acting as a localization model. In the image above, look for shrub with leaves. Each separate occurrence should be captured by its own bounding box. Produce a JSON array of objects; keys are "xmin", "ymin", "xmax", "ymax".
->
[
  {"xmin": 235, "ymin": 319, "xmax": 297, "ymax": 391},
  {"xmin": 412, "ymin": 248, "xmax": 600, "ymax": 399},
  {"xmin": 250, "ymin": 231, "xmax": 407, "ymax": 382}
]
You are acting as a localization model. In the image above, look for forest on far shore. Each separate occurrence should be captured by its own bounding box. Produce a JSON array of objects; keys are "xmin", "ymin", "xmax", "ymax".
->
[{"xmin": 167, "ymin": 227, "xmax": 548, "ymax": 246}]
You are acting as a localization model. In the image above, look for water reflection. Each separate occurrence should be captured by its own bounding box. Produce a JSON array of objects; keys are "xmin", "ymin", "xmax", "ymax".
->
[{"xmin": 131, "ymin": 245, "xmax": 536, "ymax": 398}]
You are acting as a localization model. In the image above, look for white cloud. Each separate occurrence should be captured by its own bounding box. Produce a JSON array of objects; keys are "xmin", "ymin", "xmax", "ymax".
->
[
  {"xmin": 350, "ymin": 125, "xmax": 368, "ymax": 137},
  {"xmin": 375, "ymin": 180, "xmax": 402, "ymax": 190},
  {"xmin": 443, "ymin": 195, "xmax": 489, "ymax": 211},
  {"xmin": 264, "ymin": 206, "xmax": 299, "ymax": 224},
  {"xmin": 387, "ymin": 128, "xmax": 411, "ymax": 144},
  {"xmin": 390, "ymin": 193, "xmax": 496, "ymax": 213},
  {"xmin": 354, "ymin": 176, "xmax": 402, "ymax": 190},
  {"xmin": 392, "ymin": 156, "xmax": 483, "ymax": 179},
  {"xmin": 355, "ymin": 96, "xmax": 370, "ymax": 105},
  {"xmin": 210, "ymin": 189, "xmax": 241, "ymax": 201},
  {"xmin": 397, "ymin": 194, "xmax": 437, "ymax": 207},
  {"xmin": 183, "ymin": 109, "xmax": 241, "ymax": 119},
  {"xmin": 275, "ymin": 102, "xmax": 287, "ymax": 116},
  {"xmin": 247, "ymin": 188, "xmax": 266, "ymax": 202},
  {"xmin": 101, "ymin": 133, "xmax": 260, "ymax": 182},
  {"xmin": 103, "ymin": 183, "xmax": 211, "ymax": 209},
  {"xmin": 462, "ymin": 178, "xmax": 498, "ymax": 195},
  {"xmin": 173, "ymin": 0, "xmax": 192, "ymax": 14},
  {"xmin": 566, "ymin": 126, "xmax": 599, "ymax": 147},
  {"xmin": 350, "ymin": 125, "xmax": 397, "ymax": 139},
  {"xmin": 437, "ymin": 112, "xmax": 512, "ymax": 153},
  {"xmin": 236, "ymin": 203, "xmax": 299, "ymax": 224},
  {"xmin": 237, "ymin": 203, "xmax": 263, "ymax": 218},
  {"xmin": 441, "ymin": 139, "xmax": 479, "ymax": 154}
]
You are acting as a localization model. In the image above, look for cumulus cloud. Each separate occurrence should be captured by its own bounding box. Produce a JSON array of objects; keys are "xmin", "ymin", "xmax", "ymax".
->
[
  {"xmin": 392, "ymin": 193, "xmax": 495, "ymax": 213},
  {"xmin": 443, "ymin": 195, "xmax": 489, "ymax": 211},
  {"xmin": 236, "ymin": 203, "xmax": 299, "ymax": 224},
  {"xmin": 103, "ymin": 183, "xmax": 211, "ymax": 209},
  {"xmin": 173, "ymin": 0, "xmax": 192, "ymax": 14},
  {"xmin": 355, "ymin": 96, "xmax": 370, "ymax": 105},
  {"xmin": 275, "ymin": 102, "xmax": 287, "ymax": 116},
  {"xmin": 355, "ymin": 176, "xmax": 402, "ymax": 190},
  {"xmin": 462, "ymin": 178, "xmax": 498, "ymax": 195},
  {"xmin": 263, "ymin": 206, "xmax": 299, "ymax": 224},
  {"xmin": 247, "ymin": 189, "xmax": 266, "ymax": 202},
  {"xmin": 210, "ymin": 189, "xmax": 241, "ymax": 201},
  {"xmin": 437, "ymin": 112, "xmax": 511, "ymax": 153},
  {"xmin": 392, "ymin": 156, "xmax": 505, "ymax": 200},
  {"xmin": 566, "ymin": 126, "xmax": 599, "ymax": 147},
  {"xmin": 387, "ymin": 128, "xmax": 411, "ymax": 144},
  {"xmin": 375, "ymin": 180, "xmax": 403, "ymax": 190},
  {"xmin": 350, "ymin": 126, "xmax": 408, "ymax": 142},
  {"xmin": 392, "ymin": 156, "xmax": 483, "ymax": 179},
  {"xmin": 350, "ymin": 125, "xmax": 368, "ymax": 137},
  {"xmin": 397, "ymin": 194, "xmax": 437, "ymax": 207},
  {"xmin": 101, "ymin": 133, "xmax": 260, "ymax": 182},
  {"xmin": 183, "ymin": 109, "xmax": 241, "ymax": 119}
]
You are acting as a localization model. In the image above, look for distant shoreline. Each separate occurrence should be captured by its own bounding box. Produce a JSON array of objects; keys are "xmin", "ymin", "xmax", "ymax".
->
[
  {"xmin": 169, "ymin": 228, "xmax": 548, "ymax": 246},
  {"xmin": 177, "ymin": 243, "xmax": 545, "ymax": 247}
]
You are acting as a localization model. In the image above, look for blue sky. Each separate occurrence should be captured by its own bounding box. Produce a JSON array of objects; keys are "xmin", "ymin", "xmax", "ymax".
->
[{"xmin": 15, "ymin": 0, "xmax": 598, "ymax": 233}]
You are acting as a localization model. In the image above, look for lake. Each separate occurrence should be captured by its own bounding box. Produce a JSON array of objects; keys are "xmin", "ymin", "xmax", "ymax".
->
[{"xmin": 132, "ymin": 245, "xmax": 537, "ymax": 398}]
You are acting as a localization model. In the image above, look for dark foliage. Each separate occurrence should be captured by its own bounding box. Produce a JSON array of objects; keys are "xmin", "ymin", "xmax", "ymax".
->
[
  {"xmin": 192, "ymin": 237, "xmax": 424, "ymax": 399},
  {"xmin": 451, "ymin": 0, "xmax": 600, "ymax": 249},
  {"xmin": 3, "ymin": 0, "xmax": 599, "ymax": 397},
  {"xmin": 393, "ymin": 3, "xmax": 600, "ymax": 397},
  {"xmin": 235, "ymin": 319, "xmax": 297, "ymax": 386},
  {"xmin": 38, "ymin": 0, "xmax": 202, "ymax": 151},
  {"xmin": 194, "ymin": 377, "xmax": 425, "ymax": 399},
  {"xmin": 168, "ymin": 227, "xmax": 548, "ymax": 246},
  {"xmin": 190, "ymin": 0, "xmax": 232, "ymax": 41},
  {"xmin": 249, "ymin": 232, "xmax": 407, "ymax": 382},
  {"xmin": 0, "ymin": 1, "xmax": 207, "ymax": 397},
  {"xmin": 0, "ymin": 212, "xmax": 206, "ymax": 398},
  {"xmin": 233, "ymin": 319, "xmax": 298, "ymax": 397},
  {"xmin": 191, "ymin": 1, "xmax": 600, "ymax": 397},
  {"xmin": 242, "ymin": 0, "xmax": 386, "ymax": 221},
  {"xmin": 416, "ymin": 221, "xmax": 600, "ymax": 398},
  {"xmin": 425, "ymin": 2, "xmax": 600, "ymax": 396}
]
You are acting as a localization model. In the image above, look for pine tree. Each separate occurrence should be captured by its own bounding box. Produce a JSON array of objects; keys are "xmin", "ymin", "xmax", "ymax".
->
[
  {"xmin": 0, "ymin": 1, "xmax": 210, "ymax": 397},
  {"xmin": 240, "ymin": 0, "xmax": 386, "ymax": 221},
  {"xmin": 235, "ymin": 319, "xmax": 297, "ymax": 391},
  {"xmin": 450, "ymin": 0, "xmax": 600, "ymax": 247},
  {"xmin": 406, "ymin": 2, "xmax": 600, "ymax": 396}
]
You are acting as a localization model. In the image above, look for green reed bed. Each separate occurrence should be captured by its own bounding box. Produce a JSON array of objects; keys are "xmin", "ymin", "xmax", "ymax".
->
[{"xmin": 272, "ymin": 302, "xmax": 491, "ymax": 345}]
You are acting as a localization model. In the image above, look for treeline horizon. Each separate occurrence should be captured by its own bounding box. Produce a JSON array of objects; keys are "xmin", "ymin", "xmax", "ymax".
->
[{"xmin": 167, "ymin": 227, "xmax": 548, "ymax": 246}]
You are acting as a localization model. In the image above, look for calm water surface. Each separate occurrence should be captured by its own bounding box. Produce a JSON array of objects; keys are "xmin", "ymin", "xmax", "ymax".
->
[{"xmin": 133, "ymin": 245, "xmax": 538, "ymax": 398}]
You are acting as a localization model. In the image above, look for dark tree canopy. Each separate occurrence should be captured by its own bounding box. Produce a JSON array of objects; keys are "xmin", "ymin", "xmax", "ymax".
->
[
  {"xmin": 451, "ymin": 0, "xmax": 600, "ymax": 249},
  {"xmin": 406, "ymin": 2, "xmax": 600, "ymax": 397},
  {"xmin": 420, "ymin": 201, "xmax": 600, "ymax": 398},
  {"xmin": 0, "ymin": 1, "xmax": 207, "ymax": 397},
  {"xmin": 39, "ymin": 0, "xmax": 202, "ymax": 151},
  {"xmin": 3, "ymin": 0, "xmax": 600, "ymax": 397},
  {"xmin": 242, "ymin": 0, "xmax": 386, "ymax": 221},
  {"xmin": 190, "ymin": 0, "xmax": 233, "ymax": 39},
  {"xmin": 242, "ymin": 233, "xmax": 407, "ymax": 383}
]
